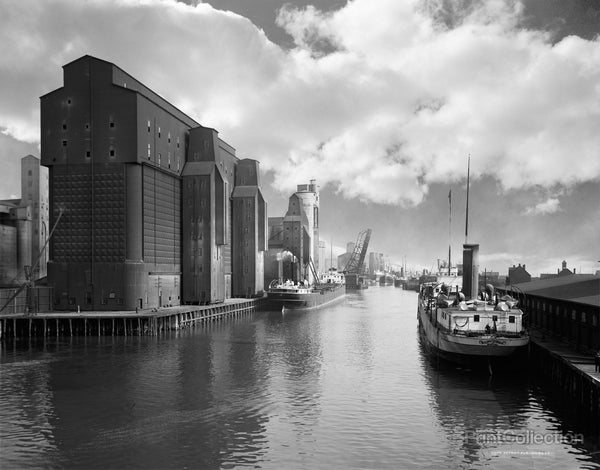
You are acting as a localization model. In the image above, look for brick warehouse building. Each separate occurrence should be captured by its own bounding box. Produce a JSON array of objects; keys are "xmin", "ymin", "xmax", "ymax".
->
[{"xmin": 41, "ymin": 55, "xmax": 266, "ymax": 310}]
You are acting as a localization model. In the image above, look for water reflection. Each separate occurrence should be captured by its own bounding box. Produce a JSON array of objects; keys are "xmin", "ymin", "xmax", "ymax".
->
[
  {"xmin": 0, "ymin": 347, "xmax": 59, "ymax": 468},
  {"xmin": 418, "ymin": 332, "xmax": 600, "ymax": 469},
  {"xmin": 0, "ymin": 287, "xmax": 598, "ymax": 469}
]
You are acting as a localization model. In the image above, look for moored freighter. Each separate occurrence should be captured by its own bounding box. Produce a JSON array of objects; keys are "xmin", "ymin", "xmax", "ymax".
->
[
  {"xmin": 267, "ymin": 270, "xmax": 345, "ymax": 310},
  {"xmin": 417, "ymin": 244, "xmax": 529, "ymax": 367}
]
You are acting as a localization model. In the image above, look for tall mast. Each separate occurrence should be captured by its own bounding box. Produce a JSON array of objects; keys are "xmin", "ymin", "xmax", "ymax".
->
[
  {"xmin": 448, "ymin": 188, "xmax": 452, "ymax": 275},
  {"xmin": 330, "ymin": 237, "xmax": 333, "ymax": 270},
  {"xmin": 465, "ymin": 155, "xmax": 470, "ymax": 244}
]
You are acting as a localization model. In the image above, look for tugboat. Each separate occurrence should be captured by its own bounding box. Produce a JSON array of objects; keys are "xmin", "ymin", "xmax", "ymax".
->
[
  {"xmin": 417, "ymin": 246, "xmax": 529, "ymax": 368},
  {"xmin": 267, "ymin": 269, "xmax": 345, "ymax": 310}
]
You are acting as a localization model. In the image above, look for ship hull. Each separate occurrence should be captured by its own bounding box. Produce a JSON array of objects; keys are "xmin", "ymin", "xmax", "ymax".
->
[
  {"xmin": 417, "ymin": 299, "xmax": 529, "ymax": 367},
  {"xmin": 267, "ymin": 284, "xmax": 345, "ymax": 310}
]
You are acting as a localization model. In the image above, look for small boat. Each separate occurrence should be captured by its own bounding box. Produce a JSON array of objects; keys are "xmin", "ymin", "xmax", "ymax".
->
[{"xmin": 267, "ymin": 270, "xmax": 345, "ymax": 310}]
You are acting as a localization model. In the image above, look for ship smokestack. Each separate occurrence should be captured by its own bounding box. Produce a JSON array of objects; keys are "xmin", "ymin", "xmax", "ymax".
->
[{"xmin": 462, "ymin": 243, "xmax": 479, "ymax": 300}]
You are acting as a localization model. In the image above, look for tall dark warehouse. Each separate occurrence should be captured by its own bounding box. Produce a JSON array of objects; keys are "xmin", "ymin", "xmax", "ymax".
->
[{"xmin": 41, "ymin": 55, "xmax": 266, "ymax": 311}]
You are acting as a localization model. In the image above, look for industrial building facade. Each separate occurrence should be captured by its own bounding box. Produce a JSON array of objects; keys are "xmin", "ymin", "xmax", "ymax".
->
[
  {"xmin": 501, "ymin": 274, "xmax": 600, "ymax": 352},
  {"xmin": 41, "ymin": 55, "xmax": 265, "ymax": 311},
  {"xmin": 0, "ymin": 155, "xmax": 49, "ymax": 286},
  {"xmin": 264, "ymin": 181, "xmax": 320, "ymax": 285}
]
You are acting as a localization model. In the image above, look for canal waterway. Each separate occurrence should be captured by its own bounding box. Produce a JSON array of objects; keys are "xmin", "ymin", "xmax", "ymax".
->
[{"xmin": 1, "ymin": 287, "xmax": 599, "ymax": 469}]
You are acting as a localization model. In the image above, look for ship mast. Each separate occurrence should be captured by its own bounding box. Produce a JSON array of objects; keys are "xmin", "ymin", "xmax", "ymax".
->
[
  {"xmin": 448, "ymin": 188, "xmax": 452, "ymax": 275},
  {"xmin": 465, "ymin": 155, "xmax": 470, "ymax": 244}
]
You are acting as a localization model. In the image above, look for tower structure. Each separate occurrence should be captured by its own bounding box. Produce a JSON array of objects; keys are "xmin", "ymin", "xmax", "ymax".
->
[
  {"xmin": 20, "ymin": 155, "xmax": 49, "ymax": 280},
  {"xmin": 231, "ymin": 159, "xmax": 267, "ymax": 297}
]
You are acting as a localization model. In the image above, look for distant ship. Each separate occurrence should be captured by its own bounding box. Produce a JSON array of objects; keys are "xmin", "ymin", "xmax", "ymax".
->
[
  {"xmin": 267, "ymin": 268, "xmax": 345, "ymax": 311},
  {"xmin": 379, "ymin": 273, "xmax": 394, "ymax": 286}
]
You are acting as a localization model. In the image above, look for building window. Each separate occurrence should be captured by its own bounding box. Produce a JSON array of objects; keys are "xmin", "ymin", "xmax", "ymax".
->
[
  {"xmin": 168, "ymin": 132, "xmax": 171, "ymax": 144},
  {"xmin": 62, "ymin": 123, "xmax": 67, "ymax": 130},
  {"xmin": 67, "ymin": 99, "xmax": 72, "ymax": 105},
  {"xmin": 85, "ymin": 150, "xmax": 91, "ymax": 158},
  {"xmin": 109, "ymin": 117, "xmax": 115, "ymax": 128},
  {"xmin": 158, "ymin": 153, "xmax": 161, "ymax": 165},
  {"xmin": 509, "ymin": 316, "xmax": 515, "ymax": 323},
  {"xmin": 492, "ymin": 315, "xmax": 498, "ymax": 322},
  {"xmin": 28, "ymin": 170, "xmax": 32, "ymax": 176},
  {"xmin": 147, "ymin": 144, "xmax": 151, "ymax": 160},
  {"xmin": 62, "ymin": 140, "xmax": 67, "ymax": 147},
  {"xmin": 473, "ymin": 315, "xmax": 479, "ymax": 322},
  {"xmin": 109, "ymin": 148, "xmax": 115, "ymax": 157},
  {"xmin": 85, "ymin": 123, "xmax": 90, "ymax": 130},
  {"xmin": 158, "ymin": 127, "xmax": 161, "ymax": 138},
  {"xmin": 148, "ymin": 120, "xmax": 151, "ymax": 132}
]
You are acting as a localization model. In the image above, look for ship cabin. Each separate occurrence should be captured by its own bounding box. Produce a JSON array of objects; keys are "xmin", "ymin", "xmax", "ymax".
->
[{"xmin": 420, "ymin": 283, "xmax": 526, "ymax": 337}]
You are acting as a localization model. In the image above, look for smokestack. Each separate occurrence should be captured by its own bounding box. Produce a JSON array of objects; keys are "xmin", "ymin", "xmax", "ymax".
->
[{"xmin": 462, "ymin": 244, "xmax": 479, "ymax": 300}]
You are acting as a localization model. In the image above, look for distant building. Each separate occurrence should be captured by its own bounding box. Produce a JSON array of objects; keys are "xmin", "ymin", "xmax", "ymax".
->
[
  {"xmin": 368, "ymin": 252, "xmax": 384, "ymax": 276},
  {"xmin": 0, "ymin": 155, "xmax": 48, "ymax": 286},
  {"xmin": 0, "ymin": 202, "xmax": 20, "ymax": 286},
  {"xmin": 337, "ymin": 242, "xmax": 355, "ymax": 272},
  {"xmin": 507, "ymin": 263, "xmax": 531, "ymax": 285},
  {"xmin": 41, "ymin": 55, "xmax": 265, "ymax": 310},
  {"xmin": 540, "ymin": 260, "xmax": 578, "ymax": 280},
  {"xmin": 21, "ymin": 155, "xmax": 50, "ymax": 279},
  {"xmin": 264, "ymin": 181, "xmax": 320, "ymax": 285}
]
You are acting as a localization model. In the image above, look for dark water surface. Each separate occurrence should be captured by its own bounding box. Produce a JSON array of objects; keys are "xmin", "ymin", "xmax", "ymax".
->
[{"xmin": 1, "ymin": 287, "xmax": 599, "ymax": 469}]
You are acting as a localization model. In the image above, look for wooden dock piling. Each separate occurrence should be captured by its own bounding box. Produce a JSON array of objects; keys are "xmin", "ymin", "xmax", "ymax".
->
[{"xmin": 0, "ymin": 298, "xmax": 265, "ymax": 342}]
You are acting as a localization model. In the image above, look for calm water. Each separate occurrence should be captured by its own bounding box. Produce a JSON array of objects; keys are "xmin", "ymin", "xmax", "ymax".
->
[{"xmin": 1, "ymin": 287, "xmax": 599, "ymax": 469}]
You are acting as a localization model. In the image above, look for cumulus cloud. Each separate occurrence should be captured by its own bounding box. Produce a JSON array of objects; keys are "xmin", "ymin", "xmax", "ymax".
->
[
  {"xmin": 1, "ymin": 0, "xmax": 599, "ymax": 207},
  {"xmin": 523, "ymin": 197, "xmax": 562, "ymax": 215}
]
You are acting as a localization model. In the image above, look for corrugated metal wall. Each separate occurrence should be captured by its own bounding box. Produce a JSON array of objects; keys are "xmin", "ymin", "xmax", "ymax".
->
[{"xmin": 142, "ymin": 166, "xmax": 180, "ymax": 266}]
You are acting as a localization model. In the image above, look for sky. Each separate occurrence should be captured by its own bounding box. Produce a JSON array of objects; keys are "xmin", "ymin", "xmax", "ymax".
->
[{"xmin": 0, "ymin": 0, "xmax": 599, "ymax": 276}]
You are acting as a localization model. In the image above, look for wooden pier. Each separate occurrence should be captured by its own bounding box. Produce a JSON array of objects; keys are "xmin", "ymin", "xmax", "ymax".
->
[
  {"xmin": 0, "ymin": 298, "xmax": 266, "ymax": 340},
  {"xmin": 529, "ymin": 327, "xmax": 600, "ymax": 420}
]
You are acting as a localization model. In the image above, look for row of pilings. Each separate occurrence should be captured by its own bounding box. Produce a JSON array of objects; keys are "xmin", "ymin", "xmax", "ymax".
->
[
  {"xmin": 0, "ymin": 298, "xmax": 266, "ymax": 341},
  {"xmin": 529, "ymin": 339, "xmax": 600, "ymax": 421}
]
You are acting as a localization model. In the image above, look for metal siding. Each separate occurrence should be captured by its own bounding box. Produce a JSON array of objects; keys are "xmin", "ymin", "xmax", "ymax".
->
[{"xmin": 143, "ymin": 166, "xmax": 180, "ymax": 266}]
